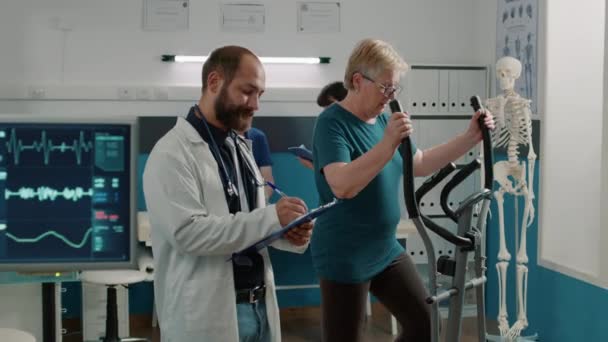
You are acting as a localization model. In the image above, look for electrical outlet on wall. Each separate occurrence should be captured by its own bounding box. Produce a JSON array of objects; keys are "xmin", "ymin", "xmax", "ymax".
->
[
  {"xmin": 29, "ymin": 87, "xmax": 46, "ymax": 99},
  {"xmin": 117, "ymin": 87, "xmax": 136, "ymax": 100}
]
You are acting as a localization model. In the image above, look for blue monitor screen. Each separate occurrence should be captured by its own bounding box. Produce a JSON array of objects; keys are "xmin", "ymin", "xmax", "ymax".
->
[{"xmin": 0, "ymin": 119, "xmax": 136, "ymax": 271}]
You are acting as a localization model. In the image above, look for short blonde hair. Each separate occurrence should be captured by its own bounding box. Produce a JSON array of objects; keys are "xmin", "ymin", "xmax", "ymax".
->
[{"xmin": 344, "ymin": 39, "xmax": 409, "ymax": 90}]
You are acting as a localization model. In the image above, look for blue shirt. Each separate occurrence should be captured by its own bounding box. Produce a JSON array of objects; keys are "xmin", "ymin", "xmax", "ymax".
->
[
  {"xmin": 245, "ymin": 127, "xmax": 273, "ymax": 167},
  {"xmin": 311, "ymin": 103, "xmax": 416, "ymax": 283}
]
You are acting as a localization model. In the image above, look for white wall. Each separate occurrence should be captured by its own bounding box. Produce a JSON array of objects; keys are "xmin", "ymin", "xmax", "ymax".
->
[
  {"xmin": 472, "ymin": 0, "xmax": 499, "ymax": 96},
  {"xmin": 1, "ymin": 0, "xmax": 483, "ymax": 87},
  {"xmin": 602, "ymin": 0, "xmax": 608, "ymax": 287},
  {"xmin": 539, "ymin": 0, "xmax": 607, "ymax": 287},
  {"xmin": 0, "ymin": 0, "xmax": 492, "ymax": 117}
]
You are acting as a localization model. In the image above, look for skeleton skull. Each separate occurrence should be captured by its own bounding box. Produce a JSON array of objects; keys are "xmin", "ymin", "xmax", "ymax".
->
[{"xmin": 496, "ymin": 56, "xmax": 522, "ymax": 91}]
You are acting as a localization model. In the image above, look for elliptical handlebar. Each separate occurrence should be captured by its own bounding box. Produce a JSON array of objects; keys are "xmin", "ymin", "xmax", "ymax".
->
[
  {"xmin": 438, "ymin": 95, "xmax": 494, "ymax": 222},
  {"xmin": 415, "ymin": 163, "xmax": 456, "ymax": 205},
  {"xmin": 440, "ymin": 159, "xmax": 481, "ymax": 222},
  {"xmin": 470, "ymin": 95, "xmax": 494, "ymax": 190},
  {"xmin": 420, "ymin": 215, "xmax": 475, "ymax": 247},
  {"xmin": 393, "ymin": 98, "xmax": 474, "ymax": 248},
  {"xmin": 391, "ymin": 100, "xmax": 420, "ymax": 220}
]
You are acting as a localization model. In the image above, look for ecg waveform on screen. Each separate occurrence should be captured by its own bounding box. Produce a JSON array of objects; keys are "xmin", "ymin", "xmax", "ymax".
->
[
  {"xmin": 5, "ymin": 227, "xmax": 92, "ymax": 249},
  {"xmin": 4, "ymin": 186, "xmax": 94, "ymax": 202},
  {"xmin": 5, "ymin": 128, "xmax": 94, "ymax": 165}
]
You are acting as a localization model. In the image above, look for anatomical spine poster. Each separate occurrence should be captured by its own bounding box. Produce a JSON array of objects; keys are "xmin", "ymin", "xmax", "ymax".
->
[{"xmin": 496, "ymin": 0, "xmax": 538, "ymax": 114}]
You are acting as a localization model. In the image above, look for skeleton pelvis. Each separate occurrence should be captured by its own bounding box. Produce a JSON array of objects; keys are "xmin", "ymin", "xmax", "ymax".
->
[{"xmin": 494, "ymin": 161, "xmax": 525, "ymax": 188}]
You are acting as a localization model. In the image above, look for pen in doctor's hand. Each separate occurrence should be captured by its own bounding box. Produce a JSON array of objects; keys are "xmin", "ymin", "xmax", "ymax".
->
[{"xmin": 266, "ymin": 181, "xmax": 287, "ymax": 198}]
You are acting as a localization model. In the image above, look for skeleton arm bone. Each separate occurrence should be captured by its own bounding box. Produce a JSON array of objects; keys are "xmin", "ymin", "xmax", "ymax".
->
[{"xmin": 523, "ymin": 102, "xmax": 536, "ymax": 226}]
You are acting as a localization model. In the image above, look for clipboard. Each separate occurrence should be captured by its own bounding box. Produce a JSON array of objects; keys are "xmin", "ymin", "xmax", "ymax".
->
[
  {"xmin": 230, "ymin": 198, "xmax": 341, "ymax": 265},
  {"xmin": 287, "ymin": 145, "xmax": 313, "ymax": 161}
]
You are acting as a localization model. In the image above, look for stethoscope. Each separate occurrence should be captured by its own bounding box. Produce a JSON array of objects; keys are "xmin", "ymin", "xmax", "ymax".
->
[{"xmin": 195, "ymin": 106, "xmax": 264, "ymax": 203}]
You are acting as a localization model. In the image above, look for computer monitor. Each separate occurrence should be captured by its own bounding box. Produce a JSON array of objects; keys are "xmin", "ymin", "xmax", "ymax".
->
[{"xmin": 0, "ymin": 115, "xmax": 138, "ymax": 271}]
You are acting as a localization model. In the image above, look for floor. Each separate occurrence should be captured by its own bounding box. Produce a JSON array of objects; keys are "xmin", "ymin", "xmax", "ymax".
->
[{"xmin": 122, "ymin": 303, "xmax": 498, "ymax": 342}]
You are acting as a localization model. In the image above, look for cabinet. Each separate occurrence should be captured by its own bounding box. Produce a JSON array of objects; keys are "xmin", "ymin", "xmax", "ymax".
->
[{"xmin": 402, "ymin": 65, "xmax": 488, "ymax": 115}]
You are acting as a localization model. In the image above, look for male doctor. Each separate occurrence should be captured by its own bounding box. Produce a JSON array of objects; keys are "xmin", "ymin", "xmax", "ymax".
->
[{"xmin": 143, "ymin": 45, "xmax": 313, "ymax": 342}]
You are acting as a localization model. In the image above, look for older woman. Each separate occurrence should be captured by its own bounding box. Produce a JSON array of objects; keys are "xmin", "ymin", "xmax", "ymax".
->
[{"xmin": 311, "ymin": 38, "xmax": 494, "ymax": 342}]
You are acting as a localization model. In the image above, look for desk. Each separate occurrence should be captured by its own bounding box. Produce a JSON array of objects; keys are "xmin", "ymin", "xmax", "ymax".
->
[
  {"xmin": 396, "ymin": 219, "xmax": 417, "ymax": 239},
  {"xmin": 137, "ymin": 212, "xmax": 152, "ymax": 247}
]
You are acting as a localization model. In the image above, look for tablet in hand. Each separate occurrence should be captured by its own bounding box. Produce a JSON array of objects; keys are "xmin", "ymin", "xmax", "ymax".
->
[{"xmin": 288, "ymin": 145, "xmax": 313, "ymax": 161}]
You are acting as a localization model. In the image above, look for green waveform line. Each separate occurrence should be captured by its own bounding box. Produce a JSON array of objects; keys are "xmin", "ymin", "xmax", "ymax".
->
[
  {"xmin": 6, "ymin": 128, "xmax": 93, "ymax": 165},
  {"xmin": 5, "ymin": 227, "xmax": 93, "ymax": 249},
  {"xmin": 5, "ymin": 186, "xmax": 94, "ymax": 202}
]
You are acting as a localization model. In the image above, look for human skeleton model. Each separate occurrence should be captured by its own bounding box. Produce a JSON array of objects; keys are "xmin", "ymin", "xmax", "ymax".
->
[{"xmin": 484, "ymin": 56, "xmax": 536, "ymax": 340}]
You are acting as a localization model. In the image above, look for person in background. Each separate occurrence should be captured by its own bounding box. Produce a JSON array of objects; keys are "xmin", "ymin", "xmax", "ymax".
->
[
  {"xmin": 239, "ymin": 126, "xmax": 275, "ymax": 199},
  {"xmin": 311, "ymin": 38, "xmax": 495, "ymax": 342},
  {"xmin": 298, "ymin": 81, "xmax": 349, "ymax": 170},
  {"xmin": 316, "ymin": 81, "xmax": 348, "ymax": 108}
]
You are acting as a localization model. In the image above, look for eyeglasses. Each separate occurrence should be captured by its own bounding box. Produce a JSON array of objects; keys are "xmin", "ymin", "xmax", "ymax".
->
[{"xmin": 360, "ymin": 74, "xmax": 402, "ymax": 97}]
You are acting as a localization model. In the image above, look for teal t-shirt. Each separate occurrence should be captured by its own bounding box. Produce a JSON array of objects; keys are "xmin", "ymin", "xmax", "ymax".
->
[{"xmin": 311, "ymin": 103, "xmax": 416, "ymax": 283}]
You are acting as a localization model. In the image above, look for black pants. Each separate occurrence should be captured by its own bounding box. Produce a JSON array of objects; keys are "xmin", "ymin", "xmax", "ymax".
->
[{"xmin": 320, "ymin": 253, "xmax": 431, "ymax": 342}]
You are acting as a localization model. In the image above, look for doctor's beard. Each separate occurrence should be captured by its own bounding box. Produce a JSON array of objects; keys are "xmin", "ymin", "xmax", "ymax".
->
[{"xmin": 215, "ymin": 86, "xmax": 254, "ymax": 132}]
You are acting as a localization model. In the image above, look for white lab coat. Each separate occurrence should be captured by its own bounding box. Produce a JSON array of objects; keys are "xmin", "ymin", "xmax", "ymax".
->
[{"xmin": 143, "ymin": 117, "xmax": 306, "ymax": 342}]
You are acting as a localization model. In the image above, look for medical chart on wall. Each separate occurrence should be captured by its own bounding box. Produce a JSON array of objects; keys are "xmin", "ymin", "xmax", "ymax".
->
[
  {"xmin": 496, "ymin": 0, "xmax": 538, "ymax": 114},
  {"xmin": 143, "ymin": 0, "xmax": 190, "ymax": 31},
  {"xmin": 221, "ymin": 3, "xmax": 266, "ymax": 33},
  {"xmin": 297, "ymin": 2, "xmax": 340, "ymax": 33}
]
